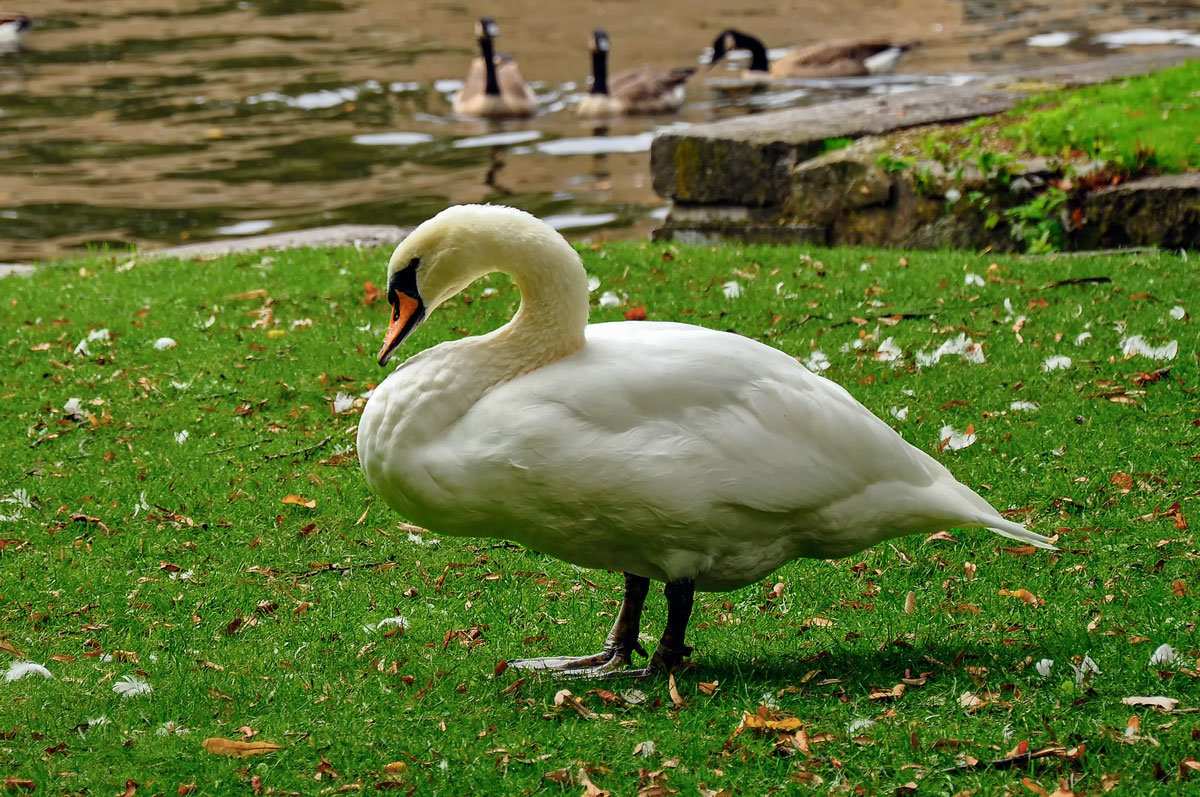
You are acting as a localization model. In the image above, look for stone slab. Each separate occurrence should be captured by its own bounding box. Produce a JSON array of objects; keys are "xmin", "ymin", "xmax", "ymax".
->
[
  {"xmin": 148, "ymin": 224, "xmax": 411, "ymax": 260},
  {"xmin": 652, "ymin": 49, "xmax": 1200, "ymax": 207},
  {"xmin": 1078, "ymin": 173, "xmax": 1200, "ymax": 250},
  {"xmin": 0, "ymin": 263, "xmax": 36, "ymax": 279},
  {"xmin": 651, "ymin": 86, "xmax": 1021, "ymax": 206}
]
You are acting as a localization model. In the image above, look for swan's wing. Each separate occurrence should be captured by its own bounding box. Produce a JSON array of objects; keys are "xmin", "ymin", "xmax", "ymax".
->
[{"xmin": 439, "ymin": 321, "xmax": 947, "ymax": 519}]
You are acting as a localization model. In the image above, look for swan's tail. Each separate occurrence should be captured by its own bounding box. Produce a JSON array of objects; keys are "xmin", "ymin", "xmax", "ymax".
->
[{"xmin": 980, "ymin": 516, "xmax": 1058, "ymax": 550}]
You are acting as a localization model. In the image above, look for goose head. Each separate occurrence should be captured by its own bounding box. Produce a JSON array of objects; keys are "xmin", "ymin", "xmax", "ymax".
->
[
  {"xmin": 590, "ymin": 29, "xmax": 611, "ymax": 54},
  {"xmin": 708, "ymin": 29, "xmax": 769, "ymax": 73},
  {"xmin": 475, "ymin": 15, "xmax": 500, "ymax": 42},
  {"xmin": 375, "ymin": 204, "xmax": 587, "ymax": 366}
]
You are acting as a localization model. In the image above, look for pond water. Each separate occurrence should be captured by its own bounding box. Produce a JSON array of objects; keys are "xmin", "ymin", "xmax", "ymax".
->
[{"xmin": 2, "ymin": 0, "xmax": 1198, "ymax": 261}]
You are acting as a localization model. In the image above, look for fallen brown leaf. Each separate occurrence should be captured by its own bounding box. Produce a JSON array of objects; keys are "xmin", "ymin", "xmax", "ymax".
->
[
  {"xmin": 1122, "ymin": 696, "xmax": 1179, "ymax": 712},
  {"xmin": 3, "ymin": 779, "xmax": 35, "ymax": 791},
  {"xmin": 579, "ymin": 768, "xmax": 610, "ymax": 797},
  {"xmin": 998, "ymin": 588, "xmax": 1043, "ymax": 606},
  {"xmin": 739, "ymin": 707, "xmax": 803, "ymax": 734},
  {"xmin": 668, "ymin": 673, "xmax": 684, "ymax": 709},
  {"xmin": 0, "ymin": 640, "xmax": 27, "ymax": 659},
  {"xmin": 869, "ymin": 684, "xmax": 906, "ymax": 701},
  {"xmin": 281, "ymin": 494, "xmax": 316, "ymax": 509},
  {"xmin": 201, "ymin": 737, "xmax": 283, "ymax": 758},
  {"xmin": 789, "ymin": 771, "xmax": 824, "ymax": 787},
  {"xmin": 227, "ymin": 289, "xmax": 268, "ymax": 301},
  {"xmin": 697, "ymin": 681, "xmax": 719, "ymax": 696},
  {"xmin": 363, "ymin": 281, "xmax": 382, "ymax": 305},
  {"xmin": 1022, "ymin": 777, "xmax": 1050, "ymax": 797}
]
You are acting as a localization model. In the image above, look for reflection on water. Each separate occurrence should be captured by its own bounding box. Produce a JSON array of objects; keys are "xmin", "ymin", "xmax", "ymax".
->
[{"xmin": 1, "ymin": 0, "xmax": 1198, "ymax": 261}]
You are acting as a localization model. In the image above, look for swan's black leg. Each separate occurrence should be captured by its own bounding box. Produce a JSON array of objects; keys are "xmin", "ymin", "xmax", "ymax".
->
[
  {"xmin": 507, "ymin": 573, "xmax": 650, "ymax": 673},
  {"xmin": 560, "ymin": 577, "xmax": 696, "ymax": 680}
]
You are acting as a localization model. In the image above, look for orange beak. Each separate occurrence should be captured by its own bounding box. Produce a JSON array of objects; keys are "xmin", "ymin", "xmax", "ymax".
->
[{"xmin": 377, "ymin": 292, "xmax": 421, "ymax": 367}]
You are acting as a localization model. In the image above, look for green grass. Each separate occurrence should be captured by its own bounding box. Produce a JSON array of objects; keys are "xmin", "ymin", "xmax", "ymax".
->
[
  {"xmin": 1004, "ymin": 59, "xmax": 1200, "ymax": 173},
  {"xmin": 1, "ymin": 242, "xmax": 1197, "ymax": 795}
]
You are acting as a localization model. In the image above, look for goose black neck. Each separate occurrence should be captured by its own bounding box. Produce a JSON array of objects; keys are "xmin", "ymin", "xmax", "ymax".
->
[
  {"xmin": 479, "ymin": 35, "xmax": 501, "ymax": 97},
  {"xmin": 735, "ymin": 31, "xmax": 770, "ymax": 73},
  {"xmin": 590, "ymin": 48, "xmax": 609, "ymax": 96}
]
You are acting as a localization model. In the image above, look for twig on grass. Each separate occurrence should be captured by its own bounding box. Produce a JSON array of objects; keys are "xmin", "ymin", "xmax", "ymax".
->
[
  {"xmin": 296, "ymin": 558, "xmax": 397, "ymax": 580},
  {"xmin": 263, "ymin": 435, "xmax": 333, "ymax": 463},
  {"xmin": 206, "ymin": 437, "xmax": 273, "ymax": 456}
]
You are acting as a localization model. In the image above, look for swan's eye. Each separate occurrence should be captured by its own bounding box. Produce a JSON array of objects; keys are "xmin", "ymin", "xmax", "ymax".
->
[{"xmin": 388, "ymin": 257, "xmax": 423, "ymax": 307}]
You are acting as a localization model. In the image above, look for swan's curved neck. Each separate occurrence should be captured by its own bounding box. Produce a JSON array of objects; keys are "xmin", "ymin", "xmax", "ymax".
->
[{"xmin": 488, "ymin": 240, "xmax": 590, "ymax": 370}]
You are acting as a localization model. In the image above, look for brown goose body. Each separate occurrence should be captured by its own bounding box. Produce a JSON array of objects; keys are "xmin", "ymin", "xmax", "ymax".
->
[
  {"xmin": 577, "ymin": 30, "xmax": 695, "ymax": 117},
  {"xmin": 709, "ymin": 29, "xmax": 913, "ymax": 80}
]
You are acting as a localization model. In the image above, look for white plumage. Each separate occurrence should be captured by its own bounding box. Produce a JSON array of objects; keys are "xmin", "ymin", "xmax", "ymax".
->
[{"xmin": 357, "ymin": 204, "xmax": 1054, "ymax": 676}]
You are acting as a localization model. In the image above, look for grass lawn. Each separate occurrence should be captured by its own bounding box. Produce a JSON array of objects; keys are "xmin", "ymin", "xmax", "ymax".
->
[
  {"xmin": 1005, "ymin": 59, "xmax": 1200, "ymax": 174},
  {"xmin": 1, "ymin": 240, "xmax": 1197, "ymax": 795},
  {"xmin": 899, "ymin": 59, "xmax": 1200, "ymax": 175}
]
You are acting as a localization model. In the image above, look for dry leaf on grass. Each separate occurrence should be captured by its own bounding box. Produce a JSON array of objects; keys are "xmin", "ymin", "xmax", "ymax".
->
[
  {"xmin": 868, "ymin": 683, "xmax": 906, "ymax": 701},
  {"xmin": 201, "ymin": 737, "xmax": 283, "ymax": 757},
  {"xmin": 738, "ymin": 706, "xmax": 803, "ymax": 735},
  {"xmin": 552, "ymin": 689, "xmax": 596, "ymax": 720},
  {"xmin": 959, "ymin": 691, "xmax": 987, "ymax": 711},
  {"xmin": 998, "ymin": 588, "xmax": 1043, "ymax": 606},
  {"xmin": 578, "ymin": 768, "xmax": 609, "ymax": 797},
  {"xmin": 1022, "ymin": 777, "xmax": 1050, "ymax": 797},
  {"xmin": 281, "ymin": 494, "xmax": 316, "ymax": 509},
  {"xmin": 0, "ymin": 640, "xmax": 27, "ymax": 659},
  {"xmin": 1121, "ymin": 696, "xmax": 1179, "ymax": 712},
  {"xmin": 668, "ymin": 673, "xmax": 685, "ymax": 709}
]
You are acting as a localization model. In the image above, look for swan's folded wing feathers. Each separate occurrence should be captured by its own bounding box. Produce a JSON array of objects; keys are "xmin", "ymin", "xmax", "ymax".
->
[{"xmin": 447, "ymin": 321, "xmax": 941, "ymax": 518}]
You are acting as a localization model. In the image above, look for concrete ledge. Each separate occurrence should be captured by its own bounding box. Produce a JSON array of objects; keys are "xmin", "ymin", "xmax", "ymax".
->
[
  {"xmin": 0, "ymin": 263, "xmax": 35, "ymax": 279},
  {"xmin": 1078, "ymin": 173, "xmax": 1200, "ymax": 250},
  {"xmin": 150, "ymin": 224, "xmax": 411, "ymax": 260},
  {"xmin": 652, "ymin": 86, "xmax": 1020, "ymax": 206},
  {"xmin": 651, "ymin": 50, "xmax": 1200, "ymax": 250}
]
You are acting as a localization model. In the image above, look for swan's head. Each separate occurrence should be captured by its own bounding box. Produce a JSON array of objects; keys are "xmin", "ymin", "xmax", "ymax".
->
[
  {"xmin": 590, "ymin": 29, "xmax": 610, "ymax": 54},
  {"xmin": 375, "ymin": 204, "xmax": 582, "ymax": 366}
]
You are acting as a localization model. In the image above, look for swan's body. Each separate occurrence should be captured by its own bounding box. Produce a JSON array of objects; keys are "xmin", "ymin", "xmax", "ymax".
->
[
  {"xmin": 577, "ymin": 30, "xmax": 694, "ymax": 118},
  {"xmin": 452, "ymin": 17, "xmax": 537, "ymax": 118},
  {"xmin": 358, "ymin": 204, "xmax": 1053, "ymax": 677},
  {"xmin": 709, "ymin": 29, "xmax": 912, "ymax": 79}
]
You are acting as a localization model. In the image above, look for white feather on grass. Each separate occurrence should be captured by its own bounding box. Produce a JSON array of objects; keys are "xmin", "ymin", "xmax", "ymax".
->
[
  {"xmin": 113, "ymin": 674, "xmax": 152, "ymax": 698},
  {"xmin": 5, "ymin": 660, "xmax": 54, "ymax": 682}
]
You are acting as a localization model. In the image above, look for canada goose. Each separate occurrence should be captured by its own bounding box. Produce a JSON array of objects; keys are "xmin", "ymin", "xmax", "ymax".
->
[
  {"xmin": 577, "ymin": 29, "xmax": 696, "ymax": 117},
  {"xmin": 452, "ymin": 16, "xmax": 537, "ymax": 118},
  {"xmin": 0, "ymin": 14, "xmax": 31, "ymax": 53},
  {"xmin": 357, "ymin": 204, "xmax": 1055, "ymax": 679},
  {"xmin": 709, "ymin": 29, "xmax": 912, "ymax": 79}
]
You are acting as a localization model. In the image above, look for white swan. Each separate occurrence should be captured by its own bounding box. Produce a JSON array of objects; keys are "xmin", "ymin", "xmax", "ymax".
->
[{"xmin": 357, "ymin": 204, "xmax": 1055, "ymax": 678}]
